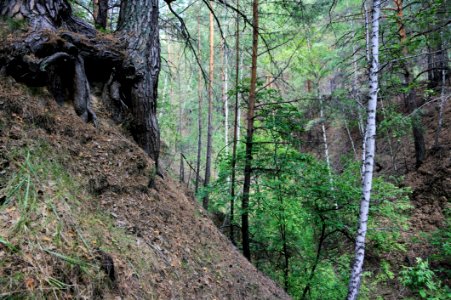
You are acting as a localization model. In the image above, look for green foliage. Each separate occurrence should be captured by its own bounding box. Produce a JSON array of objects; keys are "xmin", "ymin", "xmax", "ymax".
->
[
  {"xmin": 400, "ymin": 258, "xmax": 450, "ymax": 299},
  {"xmin": 210, "ymin": 114, "xmax": 411, "ymax": 299},
  {"xmin": 156, "ymin": 0, "xmax": 448, "ymax": 298},
  {"xmin": 379, "ymin": 105, "xmax": 412, "ymax": 139}
]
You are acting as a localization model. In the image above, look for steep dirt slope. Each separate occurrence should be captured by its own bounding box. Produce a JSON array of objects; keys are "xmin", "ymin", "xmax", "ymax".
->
[
  {"xmin": 402, "ymin": 98, "xmax": 451, "ymax": 271},
  {"xmin": 0, "ymin": 77, "xmax": 290, "ymax": 299}
]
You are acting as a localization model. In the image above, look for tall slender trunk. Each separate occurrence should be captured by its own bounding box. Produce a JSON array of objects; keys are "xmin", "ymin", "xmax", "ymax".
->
[
  {"xmin": 229, "ymin": 0, "xmax": 240, "ymax": 245},
  {"xmin": 426, "ymin": 0, "xmax": 448, "ymax": 87},
  {"xmin": 319, "ymin": 92, "xmax": 332, "ymax": 172},
  {"xmin": 434, "ymin": 43, "xmax": 447, "ymax": 148},
  {"xmin": 347, "ymin": 1, "xmax": 380, "ymax": 299},
  {"xmin": 318, "ymin": 88, "xmax": 337, "ymax": 207},
  {"xmin": 301, "ymin": 221, "xmax": 326, "ymax": 299},
  {"xmin": 348, "ymin": 0, "xmax": 362, "ymax": 160},
  {"xmin": 434, "ymin": 3, "xmax": 448, "ymax": 147},
  {"xmin": 221, "ymin": 40, "xmax": 229, "ymax": 155},
  {"xmin": 241, "ymin": 0, "xmax": 259, "ymax": 260},
  {"xmin": 195, "ymin": 13, "xmax": 203, "ymax": 193},
  {"xmin": 394, "ymin": 0, "xmax": 425, "ymax": 168},
  {"xmin": 237, "ymin": 55, "xmax": 244, "ymax": 142},
  {"xmin": 178, "ymin": 67, "xmax": 184, "ymax": 183},
  {"xmin": 203, "ymin": 1, "xmax": 214, "ymax": 210},
  {"xmin": 345, "ymin": 120, "xmax": 358, "ymax": 159}
]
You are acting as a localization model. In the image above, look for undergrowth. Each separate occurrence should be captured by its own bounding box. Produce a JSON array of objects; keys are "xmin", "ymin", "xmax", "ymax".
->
[{"xmin": 0, "ymin": 141, "xmax": 154, "ymax": 299}]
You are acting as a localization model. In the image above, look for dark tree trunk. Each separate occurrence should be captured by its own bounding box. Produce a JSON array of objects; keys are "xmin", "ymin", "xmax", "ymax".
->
[
  {"xmin": 229, "ymin": 0, "xmax": 240, "ymax": 246},
  {"xmin": 93, "ymin": 0, "xmax": 108, "ymax": 30},
  {"xmin": 425, "ymin": 0, "xmax": 449, "ymax": 88},
  {"xmin": 394, "ymin": 0, "xmax": 425, "ymax": 168},
  {"xmin": 195, "ymin": 12, "xmax": 203, "ymax": 193},
  {"xmin": 241, "ymin": 0, "xmax": 259, "ymax": 261},
  {"xmin": 0, "ymin": 0, "xmax": 97, "ymax": 123},
  {"xmin": 1, "ymin": 0, "xmax": 162, "ymax": 172},
  {"xmin": 116, "ymin": 0, "xmax": 161, "ymax": 171},
  {"xmin": 203, "ymin": 1, "xmax": 214, "ymax": 210},
  {"xmin": 0, "ymin": 0, "xmax": 95, "ymax": 34}
]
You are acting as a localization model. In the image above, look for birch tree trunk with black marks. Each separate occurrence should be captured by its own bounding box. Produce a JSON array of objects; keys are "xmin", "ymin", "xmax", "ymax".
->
[{"xmin": 347, "ymin": 0, "xmax": 380, "ymax": 299}]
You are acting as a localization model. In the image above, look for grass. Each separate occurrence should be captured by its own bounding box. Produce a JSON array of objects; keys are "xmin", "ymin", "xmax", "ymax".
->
[{"xmin": 0, "ymin": 141, "xmax": 156, "ymax": 299}]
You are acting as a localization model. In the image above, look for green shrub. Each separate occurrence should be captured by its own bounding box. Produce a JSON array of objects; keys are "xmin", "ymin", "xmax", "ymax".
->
[{"xmin": 400, "ymin": 258, "xmax": 450, "ymax": 299}]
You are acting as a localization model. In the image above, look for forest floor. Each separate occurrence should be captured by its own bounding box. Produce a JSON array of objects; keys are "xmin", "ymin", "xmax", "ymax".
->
[
  {"xmin": 0, "ymin": 77, "xmax": 290, "ymax": 299},
  {"xmin": 403, "ymin": 98, "xmax": 451, "ymax": 287}
]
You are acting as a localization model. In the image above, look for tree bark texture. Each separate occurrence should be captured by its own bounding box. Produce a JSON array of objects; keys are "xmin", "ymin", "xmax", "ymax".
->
[
  {"xmin": 203, "ymin": 1, "xmax": 214, "ymax": 210},
  {"xmin": 0, "ymin": 0, "xmax": 100, "ymax": 124},
  {"xmin": 93, "ymin": 0, "xmax": 108, "ymax": 29},
  {"xmin": 221, "ymin": 39, "xmax": 229, "ymax": 155},
  {"xmin": 347, "ymin": 1, "xmax": 380, "ymax": 299},
  {"xmin": 117, "ymin": 0, "xmax": 161, "ymax": 170},
  {"xmin": 0, "ymin": 0, "xmax": 95, "ymax": 34},
  {"xmin": 195, "ymin": 12, "xmax": 203, "ymax": 193},
  {"xmin": 0, "ymin": 0, "xmax": 162, "ymax": 171},
  {"xmin": 229, "ymin": 0, "xmax": 240, "ymax": 246},
  {"xmin": 241, "ymin": 0, "xmax": 259, "ymax": 261}
]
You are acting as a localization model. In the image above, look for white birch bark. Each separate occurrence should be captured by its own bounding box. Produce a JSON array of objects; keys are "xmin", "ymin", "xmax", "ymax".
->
[
  {"xmin": 347, "ymin": 0, "xmax": 380, "ymax": 299},
  {"xmin": 319, "ymin": 92, "xmax": 332, "ymax": 174},
  {"xmin": 434, "ymin": 32, "xmax": 448, "ymax": 148},
  {"xmin": 345, "ymin": 120, "xmax": 357, "ymax": 159},
  {"xmin": 318, "ymin": 86, "xmax": 337, "ymax": 208},
  {"xmin": 237, "ymin": 55, "xmax": 244, "ymax": 142}
]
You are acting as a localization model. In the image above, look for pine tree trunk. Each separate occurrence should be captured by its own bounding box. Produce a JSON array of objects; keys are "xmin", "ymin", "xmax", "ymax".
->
[
  {"xmin": 221, "ymin": 40, "xmax": 229, "ymax": 155},
  {"xmin": 347, "ymin": 1, "xmax": 380, "ymax": 299},
  {"xmin": 93, "ymin": 0, "xmax": 108, "ymax": 29},
  {"xmin": 117, "ymin": 0, "xmax": 161, "ymax": 171},
  {"xmin": 195, "ymin": 13, "xmax": 203, "ymax": 193},
  {"xmin": 1, "ymin": 0, "xmax": 162, "ymax": 173},
  {"xmin": 0, "ymin": 0, "xmax": 95, "ymax": 34},
  {"xmin": 242, "ymin": 0, "xmax": 259, "ymax": 261},
  {"xmin": 203, "ymin": 1, "xmax": 214, "ymax": 210},
  {"xmin": 229, "ymin": 0, "xmax": 240, "ymax": 245},
  {"xmin": 394, "ymin": 0, "xmax": 425, "ymax": 168}
]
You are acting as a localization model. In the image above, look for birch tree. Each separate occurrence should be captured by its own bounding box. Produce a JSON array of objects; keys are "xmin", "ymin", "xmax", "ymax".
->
[{"xmin": 347, "ymin": 0, "xmax": 381, "ymax": 298}]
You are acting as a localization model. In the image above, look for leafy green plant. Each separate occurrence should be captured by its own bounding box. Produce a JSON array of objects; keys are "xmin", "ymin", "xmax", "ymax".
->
[{"xmin": 400, "ymin": 258, "xmax": 449, "ymax": 299}]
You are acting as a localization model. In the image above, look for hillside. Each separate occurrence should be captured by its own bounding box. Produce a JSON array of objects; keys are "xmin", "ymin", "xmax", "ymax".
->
[
  {"xmin": 299, "ymin": 86, "xmax": 451, "ymax": 297},
  {"xmin": 0, "ymin": 77, "xmax": 290, "ymax": 299}
]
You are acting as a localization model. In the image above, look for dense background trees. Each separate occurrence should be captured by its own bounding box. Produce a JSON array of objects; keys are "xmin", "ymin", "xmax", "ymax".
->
[{"xmin": 1, "ymin": 0, "xmax": 449, "ymax": 298}]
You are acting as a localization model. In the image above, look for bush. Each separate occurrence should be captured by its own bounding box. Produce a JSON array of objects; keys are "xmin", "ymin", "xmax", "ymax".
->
[{"xmin": 400, "ymin": 258, "xmax": 450, "ymax": 299}]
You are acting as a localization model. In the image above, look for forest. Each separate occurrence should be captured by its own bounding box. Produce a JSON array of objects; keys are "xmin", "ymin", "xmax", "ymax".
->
[{"xmin": 0, "ymin": 0, "xmax": 449, "ymax": 299}]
